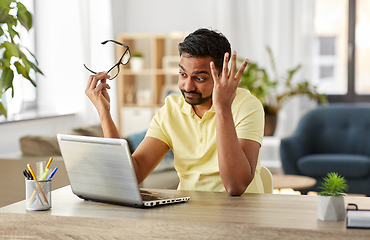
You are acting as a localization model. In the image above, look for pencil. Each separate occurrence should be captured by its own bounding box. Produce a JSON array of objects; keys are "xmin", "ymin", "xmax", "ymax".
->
[
  {"xmin": 27, "ymin": 164, "xmax": 49, "ymax": 204},
  {"xmin": 45, "ymin": 157, "xmax": 53, "ymax": 169}
]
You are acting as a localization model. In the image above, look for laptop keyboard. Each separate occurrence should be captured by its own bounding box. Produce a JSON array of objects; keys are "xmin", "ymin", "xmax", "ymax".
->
[{"xmin": 141, "ymin": 193, "xmax": 167, "ymax": 201}]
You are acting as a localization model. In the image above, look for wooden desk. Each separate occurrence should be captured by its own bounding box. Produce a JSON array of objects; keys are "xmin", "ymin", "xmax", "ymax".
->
[{"xmin": 1, "ymin": 186, "xmax": 370, "ymax": 239}]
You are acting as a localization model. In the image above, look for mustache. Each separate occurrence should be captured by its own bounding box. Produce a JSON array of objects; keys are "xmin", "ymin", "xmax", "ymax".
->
[{"xmin": 181, "ymin": 89, "xmax": 201, "ymax": 96}]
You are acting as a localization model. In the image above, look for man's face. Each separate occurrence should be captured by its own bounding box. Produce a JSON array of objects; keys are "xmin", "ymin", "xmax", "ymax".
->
[{"xmin": 178, "ymin": 53, "xmax": 216, "ymax": 106}]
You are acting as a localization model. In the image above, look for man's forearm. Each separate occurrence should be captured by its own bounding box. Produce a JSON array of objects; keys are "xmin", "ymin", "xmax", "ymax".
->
[
  {"xmin": 216, "ymin": 109, "xmax": 253, "ymax": 196},
  {"xmin": 100, "ymin": 112, "xmax": 121, "ymax": 139}
]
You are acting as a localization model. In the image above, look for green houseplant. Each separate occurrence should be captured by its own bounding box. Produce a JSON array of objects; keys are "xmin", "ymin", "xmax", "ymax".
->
[
  {"xmin": 0, "ymin": 0, "xmax": 43, "ymax": 118},
  {"xmin": 238, "ymin": 46, "xmax": 327, "ymax": 135},
  {"xmin": 317, "ymin": 172, "xmax": 348, "ymax": 221},
  {"xmin": 130, "ymin": 51, "xmax": 144, "ymax": 72}
]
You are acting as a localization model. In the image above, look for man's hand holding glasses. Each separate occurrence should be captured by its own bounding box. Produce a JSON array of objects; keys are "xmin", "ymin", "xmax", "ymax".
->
[{"xmin": 84, "ymin": 40, "xmax": 131, "ymax": 80}]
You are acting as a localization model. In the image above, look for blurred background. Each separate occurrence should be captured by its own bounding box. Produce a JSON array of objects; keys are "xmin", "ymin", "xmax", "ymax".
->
[{"xmin": 1, "ymin": 0, "xmax": 369, "ymax": 158}]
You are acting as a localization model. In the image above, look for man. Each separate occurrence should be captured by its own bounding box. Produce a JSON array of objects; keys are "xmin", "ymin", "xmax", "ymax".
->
[{"xmin": 86, "ymin": 28, "xmax": 264, "ymax": 196}]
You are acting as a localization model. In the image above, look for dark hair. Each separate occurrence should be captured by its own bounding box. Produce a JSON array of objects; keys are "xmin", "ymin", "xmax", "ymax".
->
[{"xmin": 178, "ymin": 28, "xmax": 231, "ymax": 74}]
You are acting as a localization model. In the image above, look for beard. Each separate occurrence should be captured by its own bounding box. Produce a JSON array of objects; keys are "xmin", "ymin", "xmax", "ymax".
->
[{"xmin": 181, "ymin": 89, "xmax": 212, "ymax": 106}]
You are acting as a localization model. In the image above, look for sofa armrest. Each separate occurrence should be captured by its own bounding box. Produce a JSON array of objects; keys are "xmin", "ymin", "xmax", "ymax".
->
[{"xmin": 280, "ymin": 134, "xmax": 310, "ymax": 175}]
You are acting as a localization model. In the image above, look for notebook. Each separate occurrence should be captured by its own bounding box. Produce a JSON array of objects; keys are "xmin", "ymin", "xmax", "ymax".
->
[
  {"xmin": 57, "ymin": 134, "xmax": 190, "ymax": 207},
  {"xmin": 347, "ymin": 203, "xmax": 370, "ymax": 229}
]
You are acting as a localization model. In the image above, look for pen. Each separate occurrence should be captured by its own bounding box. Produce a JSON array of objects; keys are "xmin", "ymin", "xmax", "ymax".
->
[
  {"xmin": 29, "ymin": 167, "xmax": 58, "ymax": 206},
  {"xmin": 47, "ymin": 167, "xmax": 58, "ymax": 180},
  {"xmin": 30, "ymin": 168, "xmax": 57, "ymax": 206},
  {"xmin": 27, "ymin": 164, "xmax": 49, "ymax": 204},
  {"xmin": 23, "ymin": 169, "xmax": 31, "ymax": 180},
  {"xmin": 24, "ymin": 168, "xmax": 43, "ymax": 206}
]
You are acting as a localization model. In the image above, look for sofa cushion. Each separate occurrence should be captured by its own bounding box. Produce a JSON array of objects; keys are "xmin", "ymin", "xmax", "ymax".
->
[
  {"xmin": 20, "ymin": 136, "xmax": 61, "ymax": 156},
  {"xmin": 71, "ymin": 125, "xmax": 104, "ymax": 137},
  {"xmin": 127, "ymin": 130, "xmax": 174, "ymax": 172},
  {"xmin": 297, "ymin": 154, "xmax": 370, "ymax": 179}
]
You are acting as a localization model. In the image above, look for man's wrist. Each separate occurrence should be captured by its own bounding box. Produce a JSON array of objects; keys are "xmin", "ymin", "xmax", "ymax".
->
[
  {"xmin": 215, "ymin": 106, "xmax": 232, "ymax": 118},
  {"xmin": 99, "ymin": 110, "xmax": 112, "ymax": 121}
]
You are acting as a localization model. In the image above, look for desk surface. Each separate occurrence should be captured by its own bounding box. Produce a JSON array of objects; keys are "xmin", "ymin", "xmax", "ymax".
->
[{"xmin": 1, "ymin": 186, "xmax": 370, "ymax": 239}]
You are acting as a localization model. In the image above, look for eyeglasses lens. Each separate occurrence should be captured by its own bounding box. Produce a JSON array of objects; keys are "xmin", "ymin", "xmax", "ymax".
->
[{"xmin": 121, "ymin": 50, "xmax": 131, "ymax": 65}]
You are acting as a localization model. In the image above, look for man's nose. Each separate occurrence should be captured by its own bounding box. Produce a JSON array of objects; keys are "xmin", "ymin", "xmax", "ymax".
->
[{"xmin": 183, "ymin": 79, "xmax": 195, "ymax": 92}]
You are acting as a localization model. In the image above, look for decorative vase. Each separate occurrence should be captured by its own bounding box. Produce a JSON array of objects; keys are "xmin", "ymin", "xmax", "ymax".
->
[
  {"xmin": 317, "ymin": 195, "xmax": 345, "ymax": 221},
  {"xmin": 264, "ymin": 113, "xmax": 277, "ymax": 136},
  {"xmin": 130, "ymin": 57, "xmax": 144, "ymax": 72}
]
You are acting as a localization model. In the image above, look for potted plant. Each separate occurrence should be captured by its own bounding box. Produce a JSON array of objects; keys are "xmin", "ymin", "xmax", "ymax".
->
[
  {"xmin": 317, "ymin": 172, "xmax": 348, "ymax": 221},
  {"xmin": 130, "ymin": 51, "xmax": 144, "ymax": 72},
  {"xmin": 0, "ymin": 0, "xmax": 43, "ymax": 118},
  {"xmin": 238, "ymin": 46, "xmax": 327, "ymax": 136}
]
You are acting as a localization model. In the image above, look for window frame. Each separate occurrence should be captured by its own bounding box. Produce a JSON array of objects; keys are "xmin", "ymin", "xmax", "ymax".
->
[{"xmin": 327, "ymin": 0, "xmax": 370, "ymax": 103}]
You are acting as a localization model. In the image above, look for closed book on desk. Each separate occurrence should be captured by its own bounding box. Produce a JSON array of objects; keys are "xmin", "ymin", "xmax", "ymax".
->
[{"xmin": 346, "ymin": 203, "xmax": 370, "ymax": 229}]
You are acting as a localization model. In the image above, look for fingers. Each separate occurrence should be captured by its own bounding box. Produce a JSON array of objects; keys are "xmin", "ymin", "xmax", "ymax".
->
[
  {"xmin": 212, "ymin": 51, "xmax": 249, "ymax": 84},
  {"xmin": 94, "ymin": 82, "xmax": 111, "ymax": 93},
  {"xmin": 86, "ymin": 72, "xmax": 110, "ymax": 91},
  {"xmin": 222, "ymin": 52, "xmax": 229, "ymax": 78},
  {"xmin": 85, "ymin": 72, "xmax": 111, "ymax": 99},
  {"xmin": 235, "ymin": 58, "xmax": 249, "ymax": 81},
  {"xmin": 210, "ymin": 61, "xmax": 219, "ymax": 83},
  {"xmin": 229, "ymin": 51, "xmax": 237, "ymax": 80}
]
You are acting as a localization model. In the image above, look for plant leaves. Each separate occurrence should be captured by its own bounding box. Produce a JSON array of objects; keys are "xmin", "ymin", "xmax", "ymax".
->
[
  {"xmin": 0, "ymin": 5, "xmax": 11, "ymax": 24},
  {"xmin": 16, "ymin": 2, "xmax": 32, "ymax": 31},
  {"xmin": 319, "ymin": 172, "xmax": 348, "ymax": 196},
  {"xmin": 6, "ymin": 23, "xmax": 20, "ymax": 41},
  {"xmin": 0, "ymin": 58, "xmax": 11, "ymax": 68},
  {"xmin": 1, "ymin": 41, "xmax": 19, "ymax": 58},
  {"xmin": 14, "ymin": 61, "xmax": 36, "ymax": 87},
  {"xmin": 0, "ymin": 67, "xmax": 14, "ymax": 92},
  {"xmin": 0, "ymin": 101, "xmax": 7, "ymax": 118},
  {"xmin": 24, "ymin": 57, "xmax": 44, "ymax": 75}
]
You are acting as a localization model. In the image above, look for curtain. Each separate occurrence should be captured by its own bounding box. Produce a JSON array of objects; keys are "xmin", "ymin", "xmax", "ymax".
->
[
  {"xmin": 34, "ymin": 0, "xmax": 115, "ymax": 125},
  {"xmin": 213, "ymin": 0, "xmax": 317, "ymax": 137}
]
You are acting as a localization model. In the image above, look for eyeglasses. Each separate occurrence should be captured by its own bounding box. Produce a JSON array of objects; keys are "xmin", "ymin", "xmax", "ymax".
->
[{"xmin": 83, "ymin": 40, "xmax": 131, "ymax": 80}]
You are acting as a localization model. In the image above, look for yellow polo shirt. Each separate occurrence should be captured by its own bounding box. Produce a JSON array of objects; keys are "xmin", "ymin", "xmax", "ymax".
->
[{"xmin": 146, "ymin": 88, "xmax": 265, "ymax": 193}]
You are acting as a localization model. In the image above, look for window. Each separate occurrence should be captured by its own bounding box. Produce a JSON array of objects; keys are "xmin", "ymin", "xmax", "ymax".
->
[
  {"xmin": 1, "ymin": 0, "xmax": 36, "ymax": 120},
  {"xmin": 314, "ymin": 0, "xmax": 370, "ymax": 102}
]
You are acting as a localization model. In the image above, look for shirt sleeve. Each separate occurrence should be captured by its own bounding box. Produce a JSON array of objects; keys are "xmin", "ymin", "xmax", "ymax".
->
[
  {"xmin": 146, "ymin": 106, "xmax": 171, "ymax": 148},
  {"xmin": 234, "ymin": 95, "xmax": 265, "ymax": 145}
]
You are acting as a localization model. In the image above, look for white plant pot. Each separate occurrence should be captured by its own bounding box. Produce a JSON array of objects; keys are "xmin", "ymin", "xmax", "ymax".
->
[
  {"xmin": 317, "ymin": 195, "xmax": 345, "ymax": 221},
  {"xmin": 130, "ymin": 57, "xmax": 144, "ymax": 72}
]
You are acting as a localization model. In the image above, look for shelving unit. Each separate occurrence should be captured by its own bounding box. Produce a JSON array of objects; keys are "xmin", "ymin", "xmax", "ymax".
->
[
  {"xmin": 260, "ymin": 136, "xmax": 282, "ymax": 174},
  {"xmin": 115, "ymin": 33, "xmax": 187, "ymax": 136}
]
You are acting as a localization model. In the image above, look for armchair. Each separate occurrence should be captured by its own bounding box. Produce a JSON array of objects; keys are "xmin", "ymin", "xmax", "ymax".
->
[{"xmin": 280, "ymin": 106, "xmax": 370, "ymax": 195}]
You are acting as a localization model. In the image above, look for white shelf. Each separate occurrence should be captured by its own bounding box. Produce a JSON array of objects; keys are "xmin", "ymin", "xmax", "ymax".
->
[{"xmin": 260, "ymin": 136, "xmax": 281, "ymax": 171}]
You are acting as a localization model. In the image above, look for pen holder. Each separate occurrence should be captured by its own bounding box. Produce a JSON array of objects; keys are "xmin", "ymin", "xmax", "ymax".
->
[{"xmin": 25, "ymin": 179, "xmax": 51, "ymax": 211}]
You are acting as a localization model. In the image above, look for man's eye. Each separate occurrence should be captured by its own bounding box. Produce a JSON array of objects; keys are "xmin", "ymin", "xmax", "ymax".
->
[
  {"xmin": 196, "ymin": 77, "xmax": 205, "ymax": 82},
  {"xmin": 179, "ymin": 72, "xmax": 186, "ymax": 77}
]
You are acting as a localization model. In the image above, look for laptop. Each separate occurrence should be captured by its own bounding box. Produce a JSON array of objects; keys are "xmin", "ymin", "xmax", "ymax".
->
[{"xmin": 57, "ymin": 134, "xmax": 190, "ymax": 207}]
